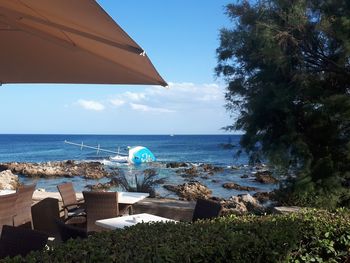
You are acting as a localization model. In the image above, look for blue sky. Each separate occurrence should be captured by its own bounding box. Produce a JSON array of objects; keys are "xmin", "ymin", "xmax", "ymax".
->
[{"xmin": 0, "ymin": 1, "xmax": 234, "ymax": 134}]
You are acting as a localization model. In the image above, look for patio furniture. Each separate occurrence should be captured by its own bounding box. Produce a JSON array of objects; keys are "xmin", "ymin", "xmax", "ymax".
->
[
  {"xmin": 13, "ymin": 183, "xmax": 36, "ymax": 228},
  {"xmin": 0, "ymin": 190, "xmax": 16, "ymax": 196},
  {"xmin": 55, "ymin": 219, "xmax": 87, "ymax": 242},
  {"xmin": 0, "ymin": 225, "xmax": 48, "ymax": 259},
  {"xmin": 57, "ymin": 182, "xmax": 85, "ymax": 219},
  {"xmin": 82, "ymin": 191, "xmax": 119, "ymax": 232},
  {"xmin": 31, "ymin": 197, "xmax": 61, "ymax": 239},
  {"xmin": 118, "ymin": 192, "xmax": 149, "ymax": 215},
  {"xmin": 118, "ymin": 192, "xmax": 149, "ymax": 204},
  {"xmin": 0, "ymin": 193, "xmax": 18, "ymax": 234},
  {"xmin": 95, "ymin": 213, "xmax": 177, "ymax": 230},
  {"xmin": 192, "ymin": 199, "xmax": 223, "ymax": 222}
]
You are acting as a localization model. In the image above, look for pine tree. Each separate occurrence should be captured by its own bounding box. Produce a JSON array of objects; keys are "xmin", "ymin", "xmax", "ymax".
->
[{"xmin": 216, "ymin": 0, "xmax": 350, "ymax": 208}]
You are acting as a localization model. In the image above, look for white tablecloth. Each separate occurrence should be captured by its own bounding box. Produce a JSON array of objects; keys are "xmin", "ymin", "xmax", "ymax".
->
[
  {"xmin": 0, "ymin": 189, "xmax": 16, "ymax": 196},
  {"xmin": 118, "ymin": 192, "xmax": 149, "ymax": 204},
  {"xmin": 96, "ymin": 213, "xmax": 176, "ymax": 230}
]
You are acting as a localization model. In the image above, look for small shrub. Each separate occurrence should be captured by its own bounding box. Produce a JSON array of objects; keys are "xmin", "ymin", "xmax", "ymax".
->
[{"xmin": 111, "ymin": 168, "xmax": 165, "ymax": 197}]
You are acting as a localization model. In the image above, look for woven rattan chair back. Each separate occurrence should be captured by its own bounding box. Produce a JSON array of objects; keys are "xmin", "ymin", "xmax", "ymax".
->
[
  {"xmin": 192, "ymin": 199, "xmax": 222, "ymax": 222},
  {"xmin": 0, "ymin": 193, "xmax": 18, "ymax": 234},
  {"xmin": 57, "ymin": 182, "xmax": 78, "ymax": 208},
  {"xmin": 57, "ymin": 182, "xmax": 85, "ymax": 220},
  {"xmin": 31, "ymin": 197, "xmax": 60, "ymax": 239},
  {"xmin": 0, "ymin": 225, "xmax": 48, "ymax": 259},
  {"xmin": 82, "ymin": 191, "xmax": 119, "ymax": 232},
  {"xmin": 55, "ymin": 219, "xmax": 87, "ymax": 242},
  {"xmin": 14, "ymin": 183, "xmax": 36, "ymax": 227}
]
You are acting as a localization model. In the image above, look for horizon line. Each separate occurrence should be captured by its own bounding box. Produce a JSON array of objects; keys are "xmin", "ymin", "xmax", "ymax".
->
[{"xmin": 0, "ymin": 133, "xmax": 243, "ymax": 136}]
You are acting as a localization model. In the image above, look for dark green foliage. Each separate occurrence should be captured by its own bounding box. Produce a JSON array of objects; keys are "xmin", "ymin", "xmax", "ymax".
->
[
  {"xmin": 2, "ymin": 209, "xmax": 350, "ymax": 263},
  {"xmin": 289, "ymin": 208, "xmax": 350, "ymax": 262},
  {"xmin": 216, "ymin": 0, "xmax": 350, "ymax": 208}
]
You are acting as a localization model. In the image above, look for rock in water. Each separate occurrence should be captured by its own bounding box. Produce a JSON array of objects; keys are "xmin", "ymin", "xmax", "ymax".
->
[
  {"xmin": 254, "ymin": 171, "xmax": 278, "ymax": 184},
  {"xmin": 222, "ymin": 182, "xmax": 257, "ymax": 191},
  {"xmin": 220, "ymin": 194, "xmax": 265, "ymax": 215},
  {"xmin": 0, "ymin": 170, "xmax": 19, "ymax": 190},
  {"xmin": 220, "ymin": 196, "xmax": 248, "ymax": 215},
  {"xmin": 166, "ymin": 162, "xmax": 189, "ymax": 168},
  {"xmin": 199, "ymin": 164, "xmax": 224, "ymax": 174},
  {"xmin": 163, "ymin": 182, "xmax": 212, "ymax": 201},
  {"xmin": 176, "ymin": 166, "xmax": 199, "ymax": 178},
  {"xmin": 238, "ymin": 193, "xmax": 265, "ymax": 213},
  {"xmin": 253, "ymin": 191, "xmax": 273, "ymax": 203}
]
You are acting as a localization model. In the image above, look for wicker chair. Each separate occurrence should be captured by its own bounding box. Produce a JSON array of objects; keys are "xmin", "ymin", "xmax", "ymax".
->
[
  {"xmin": 82, "ymin": 191, "xmax": 119, "ymax": 232},
  {"xmin": 57, "ymin": 182, "xmax": 85, "ymax": 219},
  {"xmin": 0, "ymin": 193, "xmax": 18, "ymax": 234},
  {"xmin": 31, "ymin": 197, "xmax": 61, "ymax": 239},
  {"xmin": 192, "ymin": 199, "xmax": 222, "ymax": 222},
  {"xmin": 55, "ymin": 219, "xmax": 87, "ymax": 242},
  {"xmin": 13, "ymin": 183, "xmax": 36, "ymax": 228},
  {"xmin": 0, "ymin": 225, "xmax": 48, "ymax": 259}
]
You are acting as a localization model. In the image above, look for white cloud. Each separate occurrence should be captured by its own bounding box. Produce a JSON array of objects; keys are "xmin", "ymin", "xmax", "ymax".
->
[
  {"xmin": 145, "ymin": 82, "xmax": 224, "ymax": 107},
  {"xmin": 63, "ymin": 82, "xmax": 229, "ymax": 134},
  {"xmin": 130, "ymin": 103, "xmax": 175, "ymax": 113},
  {"xmin": 110, "ymin": 98, "xmax": 125, "ymax": 107},
  {"xmin": 124, "ymin": 92, "xmax": 146, "ymax": 101},
  {"xmin": 197, "ymin": 84, "xmax": 222, "ymax": 101},
  {"xmin": 106, "ymin": 82, "xmax": 224, "ymax": 114},
  {"xmin": 77, "ymin": 99, "xmax": 105, "ymax": 111}
]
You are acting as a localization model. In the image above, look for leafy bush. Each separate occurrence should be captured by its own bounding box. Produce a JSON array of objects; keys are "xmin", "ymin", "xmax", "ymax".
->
[
  {"xmin": 3, "ymin": 209, "xmax": 350, "ymax": 263},
  {"xmin": 288, "ymin": 208, "xmax": 350, "ymax": 262},
  {"xmin": 111, "ymin": 168, "xmax": 165, "ymax": 198}
]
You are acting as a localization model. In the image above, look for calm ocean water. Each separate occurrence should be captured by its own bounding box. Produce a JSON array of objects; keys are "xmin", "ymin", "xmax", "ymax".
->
[{"xmin": 0, "ymin": 134, "xmax": 276, "ymax": 199}]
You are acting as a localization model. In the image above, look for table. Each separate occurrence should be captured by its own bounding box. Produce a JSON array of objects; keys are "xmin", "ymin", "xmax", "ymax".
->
[
  {"xmin": 0, "ymin": 189, "xmax": 16, "ymax": 196},
  {"xmin": 118, "ymin": 192, "xmax": 149, "ymax": 204},
  {"xmin": 95, "ymin": 213, "xmax": 177, "ymax": 230}
]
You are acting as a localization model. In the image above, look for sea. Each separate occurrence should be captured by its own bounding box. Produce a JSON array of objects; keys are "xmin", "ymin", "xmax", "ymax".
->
[{"xmin": 0, "ymin": 134, "xmax": 276, "ymax": 199}]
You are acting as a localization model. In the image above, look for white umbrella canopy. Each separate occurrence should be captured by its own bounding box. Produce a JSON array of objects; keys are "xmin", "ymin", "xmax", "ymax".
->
[{"xmin": 0, "ymin": 0, "xmax": 167, "ymax": 86}]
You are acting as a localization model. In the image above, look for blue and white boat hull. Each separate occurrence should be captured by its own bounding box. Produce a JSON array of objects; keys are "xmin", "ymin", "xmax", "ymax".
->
[{"xmin": 128, "ymin": 146, "xmax": 156, "ymax": 164}]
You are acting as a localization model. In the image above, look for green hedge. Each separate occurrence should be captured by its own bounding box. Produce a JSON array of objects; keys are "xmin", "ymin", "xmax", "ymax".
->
[{"xmin": 3, "ymin": 209, "xmax": 350, "ymax": 263}]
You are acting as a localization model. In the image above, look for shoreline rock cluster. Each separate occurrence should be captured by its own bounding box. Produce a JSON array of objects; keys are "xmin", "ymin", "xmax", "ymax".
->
[
  {"xmin": 163, "ymin": 162, "xmax": 278, "ymax": 201},
  {"xmin": 0, "ymin": 161, "xmax": 109, "ymax": 179},
  {"xmin": 163, "ymin": 181, "xmax": 212, "ymax": 201},
  {"xmin": 162, "ymin": 180, "xmax": 274, "ymax": 214},
  {"xmin": 0, "ymin": 161, "xmax": 278, "ymax": 213},
  {"xmin": 0, "ymin": 160, "xmax": 281, "ymax": 215},
  {"xmin": 0, "ymin": 170, "xmax": 20, "ymax": 190},
  {"xmin": 254, "ymin": 170, "xmax": 279, "ymax": 184},
  {"xmin": 219, "ymin": 194, "xmax": 266, "ymax": 215},
  {"xmin": 161, "ymin": 162, "xmax": 279, "ymax": 214}
]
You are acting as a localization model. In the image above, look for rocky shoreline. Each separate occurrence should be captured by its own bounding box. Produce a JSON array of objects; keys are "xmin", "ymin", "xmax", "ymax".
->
[
  {"xmin": 0, "ymin": 160, "xmax": 109, "ymax": 179},
  {"xmin": 0, "ymin": 160, "xmax": 279, "ymax": 215}
]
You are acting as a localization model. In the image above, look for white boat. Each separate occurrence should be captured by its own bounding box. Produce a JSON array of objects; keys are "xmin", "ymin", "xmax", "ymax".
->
[
  {"xmin": 64, "ymin": 140, "xmax": 156, "ymax": 164},
  {"xmin": 128, "ymin": 146, "xmax": 156, "ymax": 164},
  {"xmin": 109, "ymin": 155, "xmax": 128, "ymax": 163}
]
